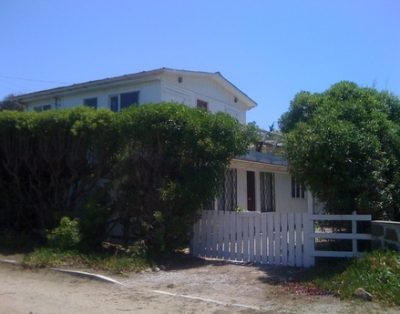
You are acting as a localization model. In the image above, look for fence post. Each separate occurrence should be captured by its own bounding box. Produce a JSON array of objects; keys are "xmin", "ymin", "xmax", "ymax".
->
[
  {"xmin": 352, "ymin": 211, "xmax": 357, "ymax": 256},
  {"xmin": 307, "ymin": 190, "xmax": 314, "ymax": 214},
  {"xmin": 303, "ymin": 213, "xmax": 315, "ymax": 267}
]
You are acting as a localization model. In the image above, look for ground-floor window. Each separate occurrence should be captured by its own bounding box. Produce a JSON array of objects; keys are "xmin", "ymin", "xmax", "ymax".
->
[
  {"xmin": 291, "ymin": 177, "xmax": 305, "ymax": 199},
  {"xmin": 260, "ymin": 172, "xmax": 275, "ymax": 212},
  {"xmin": 217, "ymin": 168, "xmax": 237, "ymax": 211}
]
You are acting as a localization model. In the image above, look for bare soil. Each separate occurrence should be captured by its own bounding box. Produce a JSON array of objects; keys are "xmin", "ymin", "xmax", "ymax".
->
[{"xmin": 0, "ymin": 257, "xmax": 399, "ymax": 314}]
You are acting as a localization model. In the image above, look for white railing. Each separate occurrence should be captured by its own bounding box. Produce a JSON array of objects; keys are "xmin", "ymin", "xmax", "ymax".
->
[
  {"xmin": 309, "ymin": 213, "xmax": 372, "ymax": 264},
  {"xmin": 191, "ymin": 211, "xmax": 372, "ymax": 267}
]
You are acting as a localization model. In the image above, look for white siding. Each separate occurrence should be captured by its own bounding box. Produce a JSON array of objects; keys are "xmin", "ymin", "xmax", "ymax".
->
[
  {"xmin": 27, "ymin": 80, "xmax": 162, "ymax": 111},
  {"xmin": 275, "ymin": 173, "xmax": 308, "ymax": 213},
  {"xmin": 24, "ymin": 71, "xmax": 248, "ymax": 123},
  {"xmin": 160, "ymin": 72, "xmax": 247, "ymax": 123},
  {"xmin": 236, "ymin": 168, "xmax": 247, "ymax": 209}
]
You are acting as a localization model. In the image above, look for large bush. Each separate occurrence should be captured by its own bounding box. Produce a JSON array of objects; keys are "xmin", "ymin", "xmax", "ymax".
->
[
  {"xmin": 0, "ymin": 104, "xmax": 256, "ymax": 251},
  {"xmin": 279, "ymin": 82, "xmax": 400, "ymax": 220},
  {"xmin": 112, "ymin": 103, "xmax": 255, "ymax": 250},
  {"xmin": 0, "ymin": 108, "xmax": 120, "ymax": 232}
]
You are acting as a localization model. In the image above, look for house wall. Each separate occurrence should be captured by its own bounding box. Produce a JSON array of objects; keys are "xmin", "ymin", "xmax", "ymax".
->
[
  {"xmin": 26, "ymin": 80, "xmax": 162, "ymax": 111},
  {"xmin": 275, "ymin": 173, "xmax": 308, "ymax": 213},
  {"xmin": 236, "ymin": 168, "xmax": 247, "ymax": 210},
  {"xmin": 161, "ymin": 72, "xmax": 247, "ymax": 123},
  {"xmin": 229, "ymin": 159, "xmax": 308, "ymax": 213},
  {"xmin": 24, "ymin": 72, "xmax": 248, "ymax": 123}
]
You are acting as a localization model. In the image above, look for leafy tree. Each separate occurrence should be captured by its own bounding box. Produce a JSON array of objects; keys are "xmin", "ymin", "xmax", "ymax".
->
[
  {"xmin": 278, "ymin": 91, "xmax": 322, "ymax": 133},
  {"xmin": 281, "ymin": 82, "xmax": 400, "ymax": 220},
  {"xmin": 0, "ymin": 94, "xmax": 25, "ymax": 111}
]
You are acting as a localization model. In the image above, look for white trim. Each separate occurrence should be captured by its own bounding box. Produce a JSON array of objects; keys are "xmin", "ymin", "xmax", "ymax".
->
[{"xmin": 230, "ymin": 159, "xmax": 287, "ymax": 173}]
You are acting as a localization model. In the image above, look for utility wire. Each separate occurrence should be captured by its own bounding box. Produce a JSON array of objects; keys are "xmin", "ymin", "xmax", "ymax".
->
[{"xmin": 0, "ymin": 75, "xmax": 71, "ymax": 85}]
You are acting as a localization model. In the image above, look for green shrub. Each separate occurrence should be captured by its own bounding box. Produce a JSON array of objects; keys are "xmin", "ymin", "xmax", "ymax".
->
[
  {"xmin": 312, "ymin": 250, "xmax": 400, "ymax": 305},
  {"xmin": 0, "ymin": 107, "xmax": 120, "ymax": 233},
  {"xmin": 0, "ymin": 229, "xmax": 41, "ymax": 252},
  {"xmin": 47, "ymin": 217, "xmax": 81, "ymax": 250},
  {"xmin": 22, "ymin": 247, "xmax": 151, "ymax": 273},
  {"xmin": 78, "ymin": 189, "xmax": 112, "ymax": 250},
  {"xmin": 0, "ymin": 104, "xmax": 256, "ymax": 254},
  {"xmin": 112, "ymin": 103, "xmax": 256, "ymax": 251}
]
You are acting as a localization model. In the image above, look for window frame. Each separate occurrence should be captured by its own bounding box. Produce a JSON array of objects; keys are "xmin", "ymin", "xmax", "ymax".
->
[
  {"xmin": 291, "ymin": 177, "xmax": 305, "ymax": 199},
  {"xmin": 33, "ymin": 104, "xmax": 52, "ymax": 112},
  {"xmin": 260, "ymin": 172, "xmax": 275, "ymax": 212},
  {"xmin": 108, "ymin": 91, "xmax": 140, "ymax": 111},
  {"xmin": 196, "ymin": 99, "xmax": 208, "ymax": 111},
  {"xmin": 120, "ymin": 91, "xmax": 139, "ymax": 110},
  {"xmin": 83, "ymin": 97, "xmax": 98, "ymax": 109},
  {"xmin": 217, "ymin": 168, "xmax": 237, "ymax": 211},
  {"xmin": 109, "ymin": 95, "xmax": 119, "ymax": 112}
]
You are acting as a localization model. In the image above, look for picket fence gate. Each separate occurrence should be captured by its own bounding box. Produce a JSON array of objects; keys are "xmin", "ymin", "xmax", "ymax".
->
[{"xmin": 191, "ymin": 210, "xmax": 371, "ymax": 267}]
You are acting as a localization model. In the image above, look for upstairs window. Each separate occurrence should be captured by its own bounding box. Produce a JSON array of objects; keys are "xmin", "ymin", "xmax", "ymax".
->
[
  {"xmin": 109, "ymin": 95, "xmax": 119, "ymax": 112},
  {"xmin": 84, "ymin": 97, "xmax": 97, "ymax": 109},
  {"xmin": 120, "ymin": 91, "xmax": 139, "ymax": 109},
  {"xmin": 196, "ymin": 99, "xmax": 208, "ymax": 111},
  {"xmin": 109, "ymin": 91, "xmax": 140, "ymax": 111},
  {"xmin": 34, "ymin": 104, "xmax": 52, "ymax": 112},
  {"xmin": 291, "ymin": 177, "xmax": 305, "ymax": 199}
]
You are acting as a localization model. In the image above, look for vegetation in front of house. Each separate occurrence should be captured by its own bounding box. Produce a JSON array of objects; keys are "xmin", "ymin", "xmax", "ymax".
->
[
  {"xmin": 22, "ymin": 247, "xmax": 152, "ymax": 274},
  {"xmin": 0, "ymin": 104, "xmax": 257, "ymax": 256},
  {"xmin": 0, "ymin": 94, "xmax": 25, "ymax": 111},
  {"xmin": 0, "ymin": 107, "xmax": 119, "ymax": 237},
  {"xmin": 296, "ymin": 250, "xmax": 400, "ymax": 305},
  {"xmin": 279, "ymin": 82, "xmax": 400, "ymax": 220},
  {"xmin": 18, "ymin": 216, "xmax": 152, "ymax": 273},
  {"xmin": 111, "ymin": 104, "xmax": 257, "ymax": 250}
]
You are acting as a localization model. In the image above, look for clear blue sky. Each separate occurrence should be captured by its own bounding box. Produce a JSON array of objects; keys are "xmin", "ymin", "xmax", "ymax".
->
[{"xmin": 1, "ymin": 0, "xmax": 399, "ymax": 129}]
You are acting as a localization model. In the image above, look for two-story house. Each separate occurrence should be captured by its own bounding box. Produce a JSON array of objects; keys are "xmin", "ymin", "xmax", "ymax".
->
[{"xmin": 15, "ymin": 68, "xmax": 312, "ymax": 213}]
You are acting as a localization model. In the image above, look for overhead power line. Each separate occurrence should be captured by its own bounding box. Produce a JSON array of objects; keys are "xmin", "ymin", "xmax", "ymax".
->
[{"xmin": 0, "ymin": 75, "xmax": 71, "ymax": 85}]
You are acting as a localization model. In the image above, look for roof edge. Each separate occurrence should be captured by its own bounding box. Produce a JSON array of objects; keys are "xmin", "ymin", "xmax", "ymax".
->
[{"xmin": 14, "ymin": 68, "xmax": 257, "ymax": 109}]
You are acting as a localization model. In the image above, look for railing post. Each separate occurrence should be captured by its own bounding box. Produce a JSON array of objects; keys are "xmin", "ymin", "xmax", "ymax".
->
[
  {"xmin": 307, "ymin": 190, "xmax": 314, "ymax": 214},
  {"xmin": 303, "ymin": 213, "xmax": 315, "ymax": 267},
  {"xmin": 352, "ymin": 211, "xmax": 357, "ymax": 256}
]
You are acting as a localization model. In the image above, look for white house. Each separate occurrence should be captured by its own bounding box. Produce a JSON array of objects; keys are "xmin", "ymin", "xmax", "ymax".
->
[{"xmin": 15, "ymin": 68, "xmax": 313, "ymax": 214}]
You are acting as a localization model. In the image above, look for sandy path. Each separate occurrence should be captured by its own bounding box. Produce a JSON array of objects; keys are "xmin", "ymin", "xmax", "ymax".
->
[{"xmin": 0, "ymin": 260, "xmax": 398, "ymax": 314}]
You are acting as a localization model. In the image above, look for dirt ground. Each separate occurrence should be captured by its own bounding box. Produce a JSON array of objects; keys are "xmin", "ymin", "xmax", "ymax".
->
[{"xmin": 0, "ymin": 258, "xmax": 399, "ymax": 314}]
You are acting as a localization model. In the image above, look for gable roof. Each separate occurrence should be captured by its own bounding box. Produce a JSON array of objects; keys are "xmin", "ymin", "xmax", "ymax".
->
[{"xmin": 14, "ymin": 68, "xmax": 257, "ymax": 109}]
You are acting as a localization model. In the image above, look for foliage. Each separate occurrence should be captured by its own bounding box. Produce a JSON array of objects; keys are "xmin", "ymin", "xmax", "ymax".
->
[
  {"xmin": 22, "ymin": 247, "xmax": 151, "ymax": 274},
  {"xmin": 0, "ymin": 94, "xmax": 25, "ymax": 111},
  {"xmin": 0, "ymin": 103, "xmax": 254, "ymax": 253},
  {"xmin": 235, "ymin": 206, "xmax": 247, "ymax": 212},
  {"xmin": 278, "ymin": 91, "xmax": 322, "ymax": 133},
  {"xmin": 280, "ymin": 82, "xmax": 400, "ymax": 219},
  {"xmin": 308, "ymin": 250, "xmax": 400, "ymax": 305},
  {"xmin": 47, "ymin": 217, "xmax": 81, "ymax": 250},
  {"xmin": 111, "ymin": 103, "xmax": 254, "ymax": 251},
  {"xmin": 78, "ymin": 189, "xmax": 112, "ymax": 250},
  {"xmin": 0, "ymin": 107, "xmax": 119, "ymax": 232},
  {"xmin": 0, "ymin": 229, "xmax": 41, "ymax": 253}
]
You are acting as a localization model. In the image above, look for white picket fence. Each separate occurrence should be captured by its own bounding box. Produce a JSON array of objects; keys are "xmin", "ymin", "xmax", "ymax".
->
[{"xmin": 191, "ymin": 210, "xmax": 371, "ymax": 267}]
